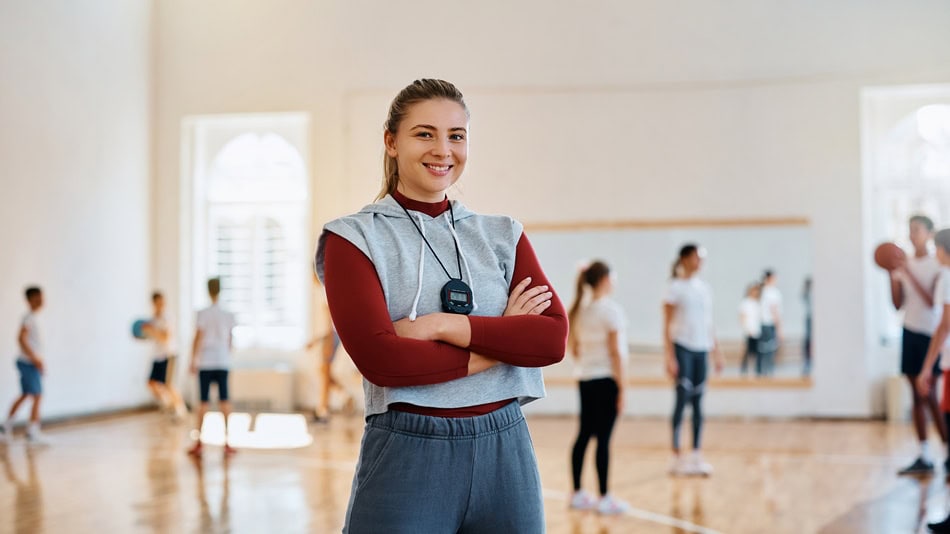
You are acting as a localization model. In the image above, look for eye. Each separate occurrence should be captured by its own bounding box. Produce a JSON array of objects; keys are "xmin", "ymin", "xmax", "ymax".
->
[
  {"xmin": 415, "ymin": 132, "xmax": 433, "ymax": 138},
  {"xmin": 450, "ymin": 134, "xmax": 465, "ymax": 141}
]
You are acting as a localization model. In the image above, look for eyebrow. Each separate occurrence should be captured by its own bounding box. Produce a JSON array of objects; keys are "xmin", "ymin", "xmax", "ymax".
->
[{"xmin": 410, "ymin": 124, "xmax": 468, "ymax": 133}]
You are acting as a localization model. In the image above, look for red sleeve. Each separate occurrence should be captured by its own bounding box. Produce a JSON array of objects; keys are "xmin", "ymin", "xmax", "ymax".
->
[
  {"xmin": 323, "ymin": 232, "xmax": 470, "ymax": 387},
  {"xmin": 467, "ymin": 233, "xmax": 568, "ymax": 366}
]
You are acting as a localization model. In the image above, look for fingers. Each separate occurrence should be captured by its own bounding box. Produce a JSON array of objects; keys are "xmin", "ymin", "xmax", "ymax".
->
[
  {"xmin": 507, "ymin": 277, "xmax": 532, "ymax": 305},
  {"xmin": 514, "ymin": 285, "xmax": 550, "ymax": 308}
]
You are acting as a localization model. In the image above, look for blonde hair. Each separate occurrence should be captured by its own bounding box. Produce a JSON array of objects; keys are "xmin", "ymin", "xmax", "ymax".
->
[{"xmin": 377, "ymin": 79, "xmax": 469, "ymax": 200}]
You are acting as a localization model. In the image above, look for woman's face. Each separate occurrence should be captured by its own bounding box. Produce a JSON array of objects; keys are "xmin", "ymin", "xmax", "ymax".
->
[
  {"xmin": 385, "ymin": 98, "xmax": 468, "ymax": 202},
  {"xmin": 683, "ymin": 250, "xmax": 703, "ymax": 273}
]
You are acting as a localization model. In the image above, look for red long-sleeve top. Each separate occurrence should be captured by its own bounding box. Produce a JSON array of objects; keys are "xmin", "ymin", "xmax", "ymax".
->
[{"xmin": 322, "ymin": 191, "xmax": 568, "ymax": 417}]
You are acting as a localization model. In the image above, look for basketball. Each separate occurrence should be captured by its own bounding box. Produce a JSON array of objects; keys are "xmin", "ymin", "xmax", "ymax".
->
[
  {"xmin": 131, "ymin": 319, "xmax": 150, "ymax": 340},
  {"xmin": 873, "ymin": 242, "xmax": 906, "ymax": 271}
]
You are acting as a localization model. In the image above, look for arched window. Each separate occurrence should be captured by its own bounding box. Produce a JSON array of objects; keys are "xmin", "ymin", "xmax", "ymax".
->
[
  {"xmin": 202, "ymin": 129, "xmax": 309, "ymax": 351},
  {"xmin": 865, "ymin": 87, "xmax": 950, "ymax": 344}
]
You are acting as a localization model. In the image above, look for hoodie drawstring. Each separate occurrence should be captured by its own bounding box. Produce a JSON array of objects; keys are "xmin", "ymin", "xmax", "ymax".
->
[{"xmin": 408, "ymin": 213, "xmax": 427, "ymax": 322}]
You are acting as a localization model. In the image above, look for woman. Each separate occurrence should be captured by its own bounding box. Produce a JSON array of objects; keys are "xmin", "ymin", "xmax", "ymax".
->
[
  {"xmin": 663, "ymin": 244, "xmax": 724, "ymax": 476},
  {"xmin": 315, "ymin": 79, "xmax": 568, "ymax": 533},
  {"xmin": 567, "ymin": 261, "xmax": 629, "ymax": 514}
]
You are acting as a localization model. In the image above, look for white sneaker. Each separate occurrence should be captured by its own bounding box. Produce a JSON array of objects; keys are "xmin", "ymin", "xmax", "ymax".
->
[
  {"xmin": 669, "ymin": 455, "xmax": 689, "ymax": 476},
  {"xmin": 597, "ymin": 494, "xmax": 630, "ymax": 515},
  {"xmin": 0, "ymin": 420, "xmax": 13, "ymax": 443},
  {"xmin": 26, "ymin": 427, "xmax": 49, "ymax": 445},
  {"xmin": 569, "ymin": 489, "xmax": 598, "ymax": 510},
  {"xmin": 688, "ymin": 451, "xmax": 713, "ymax": 476}
]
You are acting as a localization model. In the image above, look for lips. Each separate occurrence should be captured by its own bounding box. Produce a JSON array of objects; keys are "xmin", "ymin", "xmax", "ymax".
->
[{"xmin": 423, "ymin": 163, "xmax": 453, "ymax": 176}]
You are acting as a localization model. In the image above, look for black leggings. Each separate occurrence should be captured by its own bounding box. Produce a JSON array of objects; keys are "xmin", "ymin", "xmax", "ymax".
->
[
  {"xmin": 571, "ymin": 377, "xmax": 619, "ymax": 496},
  {"xmin": 672, "ymin": 344, "xmax": 707, "ymax": 451}
]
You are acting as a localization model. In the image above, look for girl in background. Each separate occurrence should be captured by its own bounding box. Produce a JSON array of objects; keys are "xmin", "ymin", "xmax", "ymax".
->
[
  {"xmin": 663, "ymin": 244, "xmax": 724, "ymax": 476},
  {"xmin": 568, "ymin": 261, "xmax": 629, "ymax": 514},
  {"xmin": 739, "ymin": 283, "xmax": 763, "ymax": 376}
]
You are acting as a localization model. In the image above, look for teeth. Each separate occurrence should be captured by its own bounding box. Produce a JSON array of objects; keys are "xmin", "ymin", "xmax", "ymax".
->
[{"xmin": 425, "ymin": 164, "xmax": 450, "ymax": 171}]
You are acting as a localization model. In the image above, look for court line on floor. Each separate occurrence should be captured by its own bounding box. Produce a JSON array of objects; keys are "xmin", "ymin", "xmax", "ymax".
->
[{"xmin": 543, "ymin": 489, "xmax": 725, "ymax": 534}]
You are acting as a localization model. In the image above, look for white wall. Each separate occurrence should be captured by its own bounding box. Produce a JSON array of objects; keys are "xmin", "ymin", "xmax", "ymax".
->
[
  {"xmin": 152, "ymin": 1, "xmax": 950, "ymax": 417},
  {"xmin": 0, "ymin": 2, "xmax": 154, "ymax": 419}
]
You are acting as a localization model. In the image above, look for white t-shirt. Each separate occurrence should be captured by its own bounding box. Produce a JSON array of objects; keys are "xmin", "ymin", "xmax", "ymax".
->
[
  {"xmin": 901, "ymin": 254, "xmax": 941, "ymax": 335},
  {"xmin": 934, "ymin": 268, "xmax": 950, "ymax": 371},
  {"xmin": 150, "ymin": 313, "xmax": 175, "ymax": 361},
  {"xmin": 739, "ymin": 297, "xmax": 762, "ymax": 338},
  {"xmin": 195, "ymin": 304, "xmax": 236, "ymax": 370},
  {"xmin": 16, "ymin": 311, "xmax": 42, "ymax": 364},
  {"xmin": 573, "ymin": 297, "xmax": 628, "ymax": 381},
  {"xmin": 664, "ymin": 277, "xmax": 714, "ymax": 352},
  {"xmin": 760, "ymin": 285, "xmax": 783, "ymax": 326}
]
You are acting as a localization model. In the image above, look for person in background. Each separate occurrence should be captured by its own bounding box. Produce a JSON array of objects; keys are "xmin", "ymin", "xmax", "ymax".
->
[
  {"xmin": 1, "ymin": 286, "xmax": 48, "ymax": 444},
  {"xmin": 143, "ymin": 291, "xmax": 187, "ymax": 421},
  {"xmin": 664, "ymin": 245, "xmax": 725, "ymax": 476},
  {"xmin": 739, "ymin": 283, "xmax": 763, "ymax": 377},
  {"xmin": 802, "ymin": 277, "xmax": 813, "ymax": 377},
  {"xmin": 187, "ymin": 278, "xmax": 237, "ymax": 458},
  {"xmin": 758, "ymin": 270, "xmax": 783, "ymax": 376},
  {"xmin": 567, "ymin": 260, "xmax": 630, "ymax": 514},
  {"xmin": 896, "ymin": 215, "xmax": 945, "ymax": 475}
]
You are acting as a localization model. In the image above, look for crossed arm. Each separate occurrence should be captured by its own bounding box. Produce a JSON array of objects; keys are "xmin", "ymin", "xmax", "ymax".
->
[{"xmin": 322, "ymin": 232, "xmax": 568, "ymax": 388}]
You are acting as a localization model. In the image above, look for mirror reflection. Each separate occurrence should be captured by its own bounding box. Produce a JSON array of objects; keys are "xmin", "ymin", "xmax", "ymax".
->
[{"xmin": 531, "ymin": 222, "xmax": 813, "ymax": 383}]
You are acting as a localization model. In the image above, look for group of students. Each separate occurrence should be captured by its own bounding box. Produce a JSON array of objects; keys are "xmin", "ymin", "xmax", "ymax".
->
[
  {"xmin": 566, "ymin": 245, "xmax": 729, "ymax": 515},
  {"xmin": 883, "ymin": 215, "xmax": 950, "ymax": 533},
  {"xmin": 0, "ymin": 279, "xmax": 238, "ymax": 458}
]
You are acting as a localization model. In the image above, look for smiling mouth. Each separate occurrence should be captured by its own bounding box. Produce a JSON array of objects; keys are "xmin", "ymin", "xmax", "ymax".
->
[{"xmin": 423, "ymin": 163, "xmax": 453, "ymax": 172}]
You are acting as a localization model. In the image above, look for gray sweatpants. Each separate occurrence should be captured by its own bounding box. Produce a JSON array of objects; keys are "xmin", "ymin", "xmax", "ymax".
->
[{"xmin": 343, "ymin": 401, "xmax": 545, "ymax": 533}]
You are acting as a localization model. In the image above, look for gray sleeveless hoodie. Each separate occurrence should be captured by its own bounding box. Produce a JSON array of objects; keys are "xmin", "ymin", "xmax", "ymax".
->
[{"xmin": 315, "ymin": 194, "xmax": 547, "ymax": 417}]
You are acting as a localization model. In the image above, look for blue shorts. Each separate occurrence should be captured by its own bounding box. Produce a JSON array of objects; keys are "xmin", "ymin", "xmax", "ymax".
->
[
  {"xmin": 16, "ymin": 360, "xmax": 42, "ymax": 395},
  {"xmin": 198, "ymin": 369, "xmax": 229, "ymax": 403}
]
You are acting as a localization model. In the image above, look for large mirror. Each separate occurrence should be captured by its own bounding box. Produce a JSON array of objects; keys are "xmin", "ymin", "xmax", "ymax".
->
[{"xmin": 529, "ymin": 220, "xmax": 813, "ymax": 385}]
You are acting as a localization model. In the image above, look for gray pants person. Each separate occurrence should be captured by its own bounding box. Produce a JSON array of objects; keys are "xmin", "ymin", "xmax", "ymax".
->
[{"xmin": 343, "ymin": 401, "xmax": 545, "ymax": 533}]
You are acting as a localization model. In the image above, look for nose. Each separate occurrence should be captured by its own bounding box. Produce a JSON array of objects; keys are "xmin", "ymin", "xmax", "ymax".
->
[{"xmin": 431, "ymin": 136, "xmax": 452, "ymax": 159}]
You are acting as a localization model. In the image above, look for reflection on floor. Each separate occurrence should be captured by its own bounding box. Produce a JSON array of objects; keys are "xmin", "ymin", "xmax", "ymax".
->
[{"xmin": 0, "ymin": 411, "xmax": 947, "ymax": 533}]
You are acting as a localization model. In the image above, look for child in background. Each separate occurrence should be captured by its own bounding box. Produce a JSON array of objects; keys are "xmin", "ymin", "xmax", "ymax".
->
[
  {"xmin": 1, "ymin": 287, "xmax": 48, "ymax": 444},
  {"xmin": 187, "ymin": 278, "xmax": 237, "ymax": 457},
  {"xmin": 144, "ymin": 291, "xmax": 187, "ymax": 421},
  {"xmin": 739, "ymin": 283, "xmax": 763, "ymax": 377}
]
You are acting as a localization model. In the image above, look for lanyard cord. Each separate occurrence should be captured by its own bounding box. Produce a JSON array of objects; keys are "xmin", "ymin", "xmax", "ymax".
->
[{"xmin": 396, "ymin": 200, "xmax": 463, "ymax": 281}]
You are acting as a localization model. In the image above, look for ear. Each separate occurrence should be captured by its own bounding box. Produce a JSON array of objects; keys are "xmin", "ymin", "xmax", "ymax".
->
[{"xmin": 384, "ymin": 130, "xmax": 398, "ymax": 158}]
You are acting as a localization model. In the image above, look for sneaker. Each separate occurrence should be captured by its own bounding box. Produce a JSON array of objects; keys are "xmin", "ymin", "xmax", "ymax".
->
[
  {"xmin": 0, "ymin": 420, "xmax": 10, "ymax": 443},
  {"xmin": 899, "ymin": 456, "xmax": 934, "ymax": 475},
  {"xmin": 928, "ymin": 514, "xmax": 950, "ymax": 533},
  {"xmin": 597, "ymin": 494, "xmax": 630, "ymax": 515},
  {"xmin": 668, "ymin": 455, "xmax": 689, "ymax": 476},
  {"xmin": 569, "ymin": 489, "xmax": 597, "ymax": 510},
  {"xmin": 26, "ymin": 430, "xmax": 49, "ymax": 445},
  {"xmin": 689, "ymin": 452, "xmax": 713, "ymax": 477}
]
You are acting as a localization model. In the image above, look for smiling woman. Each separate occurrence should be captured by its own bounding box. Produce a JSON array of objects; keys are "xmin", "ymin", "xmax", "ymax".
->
[{"xmin": 315, "ymin": 79, "xmax": 568, "ymax": 533}]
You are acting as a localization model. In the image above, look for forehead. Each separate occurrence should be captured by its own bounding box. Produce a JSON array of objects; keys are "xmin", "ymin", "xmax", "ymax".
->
[
  {"xmin": 402, "ymin": 99, "xmax": 469, "ymax": 129},
  {"xmin": 910, "ymin": 220, "xmax": 931, "ymax": 232}
]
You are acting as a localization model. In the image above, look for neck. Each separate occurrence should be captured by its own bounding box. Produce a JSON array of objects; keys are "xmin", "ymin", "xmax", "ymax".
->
[
  {"xmin": 914, "ymin": 245, "xmax": 929, "ymax": 258},
  {"xmin": 392, "ymin": 188, "xmax": 450, "ymax": 217},
  {"xmin": 396, "ymin": 183, "xmax": 447, "ymax": 204}
]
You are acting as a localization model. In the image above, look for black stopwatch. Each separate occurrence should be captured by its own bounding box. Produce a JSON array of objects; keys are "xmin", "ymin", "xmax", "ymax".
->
[{"xmin": 441, "ymin": 279, "xmax": 474, "ymax": 315}]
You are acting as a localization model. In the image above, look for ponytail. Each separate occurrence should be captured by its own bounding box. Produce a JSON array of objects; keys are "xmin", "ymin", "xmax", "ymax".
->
[{"xmin": 567, "ymin": 261, "xmax": 611, "ymax": 344}]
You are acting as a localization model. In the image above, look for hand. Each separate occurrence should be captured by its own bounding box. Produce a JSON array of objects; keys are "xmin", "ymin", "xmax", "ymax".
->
[
  {"xmin": 504, "ymin": 277, "xmax": 552, "ymax": 316},
  {"xmin": 190, "ymin": 362, "xmax": 198, "ymax": 375},
  {"xmin": 918, "ymin": 370, "xmax": 933, "ymax": 396},
  {"xmin": 616, "ymin": 388, "xmax": 625, "ymax": 412},
  {"xmin": 665, "ymin": 356, "xmax": 678, "ymax": 379},
  {"xmin": 34, "ymin": 359, "xmax": 45, "ymax": 375},
  {"xmin": 713, "ymin": 349, "xmax": 725, "ymax": 375}
]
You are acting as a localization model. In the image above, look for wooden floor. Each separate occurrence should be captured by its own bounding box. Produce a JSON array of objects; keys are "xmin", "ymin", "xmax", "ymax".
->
[{"xmin": 1, "ymin": 411, "xmax": 948, "ymax": 534}]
